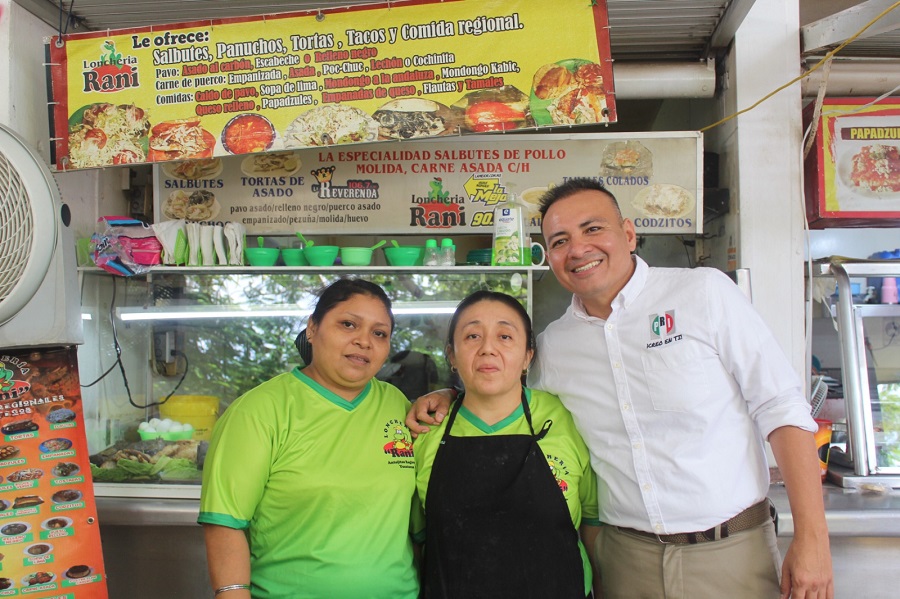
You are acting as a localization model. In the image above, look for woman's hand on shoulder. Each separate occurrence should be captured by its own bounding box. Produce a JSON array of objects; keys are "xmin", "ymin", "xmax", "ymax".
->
[{"xmin": 406, "ymin": 389, "xmax": 455, "ymax": 437}]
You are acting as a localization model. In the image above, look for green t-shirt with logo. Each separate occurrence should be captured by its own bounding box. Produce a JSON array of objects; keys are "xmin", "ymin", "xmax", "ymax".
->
[
  {"xmin": 413, "ymin": 387, "xmax": 600, "ymax": 595},
  {"xmin": 199, "ymin": 369, "xmax": 419, "ymax": 599}
]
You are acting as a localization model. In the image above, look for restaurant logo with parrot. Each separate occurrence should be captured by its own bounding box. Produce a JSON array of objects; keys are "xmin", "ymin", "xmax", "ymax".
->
[
  {"xmin": 81, "ymin": 39, "xmax": 141, "ymax": 93},
  {"xmin": 546, "ymin": 454, "xmax": 571, "ymax": 493},
  {"xmin": 383, "ymin": 419, "xmax": 414, "ymax": 459},
  {"xmin": 0, "ymin": 357, "xmax": 31, "ymax": 402}
]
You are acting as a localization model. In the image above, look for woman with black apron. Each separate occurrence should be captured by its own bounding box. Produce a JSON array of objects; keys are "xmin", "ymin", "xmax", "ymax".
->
[{"xmin": 414, "ymin": 291, "xmax": 600, "ymax": 599}]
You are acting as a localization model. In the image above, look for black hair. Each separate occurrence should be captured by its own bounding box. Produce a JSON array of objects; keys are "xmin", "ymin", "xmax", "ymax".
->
[
  {"xmin": 309, "ymin": 277, "xmax": 395, "ymax": 331},
  {"xmin": 296, "ymin": 278, "xmax": 394, "ymax": 364},
  {"xmin": 538, "ymin": 177, "xmax": 623, "ymax": 221},
  {"xmin": 445, "ymin": 290, "xmax": 535, "ymax": 365}
]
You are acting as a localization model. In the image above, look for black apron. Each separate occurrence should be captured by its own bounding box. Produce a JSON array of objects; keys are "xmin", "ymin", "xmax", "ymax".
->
[{"xmin": 423, "ymin": 391, "xmax": 585, "ymax": 599}]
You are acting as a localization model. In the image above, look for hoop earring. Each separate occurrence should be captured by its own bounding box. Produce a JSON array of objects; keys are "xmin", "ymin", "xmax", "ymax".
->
[
  {"xmin": 450, "ymin": 366, "xmax": 458, "ymax": 374},
  {"xmin": 522, "ymin": 369, "xmax": 528, "ymax": 376}
]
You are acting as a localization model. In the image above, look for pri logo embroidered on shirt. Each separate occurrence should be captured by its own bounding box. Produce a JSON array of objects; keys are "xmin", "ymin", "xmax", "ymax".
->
[{"xmin": 646, "ymin": 311, "xmax": 683, "ymax": 349}]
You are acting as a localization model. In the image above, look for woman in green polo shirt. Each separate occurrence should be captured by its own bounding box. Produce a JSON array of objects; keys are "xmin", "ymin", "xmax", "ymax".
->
[
  {"xmin": 199, "ymin": 278, "xmax": 419, "ymax": 599},
  {"xmin": 414, "ymin": 290, "xmax": 600, "ymax": 598}
]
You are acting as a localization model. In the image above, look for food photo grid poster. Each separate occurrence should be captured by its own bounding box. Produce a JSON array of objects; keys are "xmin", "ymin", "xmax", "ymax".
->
[
  {"xmin": 47, "ymin": 0, "xmax": 616, "ymax": 170},
  {"xmin": 0, "ymin": 347, "xmax": 107, "ymax": 598},
  {"xmin": 805, "ymin": 97, "xmax": 900, "ymax": 227},
  {"xmin": 154, "ymin": 132, "xmax": 703, "ymax": 235}
]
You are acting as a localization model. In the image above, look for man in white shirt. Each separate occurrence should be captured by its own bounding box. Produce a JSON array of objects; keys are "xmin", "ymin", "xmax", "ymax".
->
[{"xmin": 410, "ymin": 178, "xmax": 833, "ymax": 599}]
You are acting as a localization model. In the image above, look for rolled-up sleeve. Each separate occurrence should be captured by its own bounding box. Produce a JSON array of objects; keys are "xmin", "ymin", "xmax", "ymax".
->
[{"xmin": 707, "ymin": 270, "xmax": 816, "ymax": 438}]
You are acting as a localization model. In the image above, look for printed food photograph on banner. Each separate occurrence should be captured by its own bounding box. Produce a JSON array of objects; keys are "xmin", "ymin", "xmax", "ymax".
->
[
  {"xmin": 222, "ymin": 113, "xmax": 277, "ymax": 154},
  {"xmin": 163, "ymin": 190, "xmax": 220, "ymax": 221},
  {"xmin": 372, "ymin": 99, "xmax": 456, "ymax": 140},
  {"xmin": 599, "ymin": 141, "xmax": 653, "ymax": 177},
  {"xmin": 0, "ymin": 346, "xmax": 107, "ymax": 598},
  {"xmin": 240, "ymin": 150, "xmax": 302, "ymax": 176},
  {"xmin": 452, "ymin": 86, "xmax": 533, "ymax": 133},
  {"xmin": 631, "ymin": 183, "xmax": 696, "ymax": 218},
  {"xmin": 162, "ymin": 158, "xmax": 223, "ymax": 180},
  {"xmin": 530, "ymin": 59, "xmax": 610, "ymax": 125},
  {"xmin": 148, "ymin": 118, "xmax": 216, "ymax": 161},
  {"xmin": 284, "ymin": 105, "xmax": 380, "ymax": 147},
  {"xmin": 49, "ymin": 0, "xmax": 616, "ymax": 170},
  {"xmin": 67, "ymin": 103, "xmax": 149, "ymax": 168},
  {"xmin": 840, "ymin": 144, "xmax": 900, "ymax": 195}
]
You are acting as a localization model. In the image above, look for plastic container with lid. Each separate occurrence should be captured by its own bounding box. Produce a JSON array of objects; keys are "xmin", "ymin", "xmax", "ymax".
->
[
  {"xmin": 439, "ymin": 238, "xmax": 456, "ymax": 266},
  {"xmin": 158, "ymin": 395, "xmax": 220, "ymax": 441},
  {"xmin": 423, "ymin": 239, "xmax": 440, "ymax": 266}
]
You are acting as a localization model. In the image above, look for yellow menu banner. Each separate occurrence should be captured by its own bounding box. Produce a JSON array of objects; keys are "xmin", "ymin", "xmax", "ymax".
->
[{"xmin": 48, "ymin": 0, "xmax": 615, "ymax": 171}]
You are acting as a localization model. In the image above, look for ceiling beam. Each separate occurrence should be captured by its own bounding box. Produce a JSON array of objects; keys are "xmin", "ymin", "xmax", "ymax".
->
[
  {"xmin": 802, "ymin": 0, "xmax": 900, "ymax": 54},
  {"xmin": 12, "ymin": 0, "xmax": 89, "ymax": 32},
  {"xmin": 707, "ymin": 0, "xmax": 757, "ymax": 50}
]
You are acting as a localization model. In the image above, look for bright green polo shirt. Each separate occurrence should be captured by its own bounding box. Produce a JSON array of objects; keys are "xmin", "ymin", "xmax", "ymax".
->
[
  {"xmin": 199, "ymin": 369, "xmax": 419, "ymax": 599},
  {"xmin": 413, "ymin": 387, "xmax": 600, "ymax": 595}
]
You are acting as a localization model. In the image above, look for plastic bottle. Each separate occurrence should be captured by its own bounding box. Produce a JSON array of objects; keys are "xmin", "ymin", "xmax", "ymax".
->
[
  {"xmin": 439, "ymin": 238, "xmax": 456, "ymax": 266},
  {"xmin": 491, "ymin": 199, "xmax": 524, "ymax": 266},
  {"xmin": 881, "ymin": 277, "xmax": 899, "ymax": 304},
  {"xmin": 423, "ymin": 239, "xmax": 440, "ymax": 267}
]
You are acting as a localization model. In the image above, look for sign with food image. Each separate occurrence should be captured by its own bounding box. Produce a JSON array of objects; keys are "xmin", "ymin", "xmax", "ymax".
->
[
  {"xmin": 47, "ymin": 0, "xmax": 615, "ymax": 170},
  {"xmin": 805, "ymin": 97, "xmax": 900, "ymax": 226},
  {"xmin": 0, "ymin": 347, "xmax": 107, "ymax": 598},
  {"xmin": 154, "ymin": 132, "xmax": 701, "ymax": 234}
]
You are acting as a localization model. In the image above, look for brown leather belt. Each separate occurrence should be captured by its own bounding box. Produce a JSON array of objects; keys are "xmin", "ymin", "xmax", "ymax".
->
[{"xmin": 616, "ymin": 499, "xmax": 774, "ymax": 545}]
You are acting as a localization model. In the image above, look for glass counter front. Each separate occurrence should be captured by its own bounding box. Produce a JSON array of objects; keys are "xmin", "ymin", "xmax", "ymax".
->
[{"xmin": 78, "ymin": 266, "xmax": 544, "ymax": 496}]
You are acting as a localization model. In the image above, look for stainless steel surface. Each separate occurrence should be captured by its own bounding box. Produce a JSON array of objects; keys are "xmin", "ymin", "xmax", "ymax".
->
[
  {"xmin": 97, "ymin": 496, "xmax": 200, "ymax": 526},
  {"xmin": 828, "ymin": 463, "xmax": 900, "ymax": 491},
  {"xmin": 100, "ymin": 524, "xmax": 211, "ymax": 599},
  {"xmin": 811, "ymin": 257, "xmax": 900, "ymax": 486},
  {"xmin": 852, "ymin": 305, "xmax": 881, "ymax": 474},
  {"xmin": 830, "ymin": 261, "xmax": 871, "ymax": 476},
  {"xmin": 97, "ymin": 483, "xmax": 900, "ymax": 535},
  {"xmin": 802, "ymin": 1, "xmax": 900, "ymax": 55},
  {"xmin": 815, "ymin": 260, "xmax": 900, "ymax": 277},
  {"xmin": 769, "ymin": 483, "xmax": 900, "ymax": 537}
]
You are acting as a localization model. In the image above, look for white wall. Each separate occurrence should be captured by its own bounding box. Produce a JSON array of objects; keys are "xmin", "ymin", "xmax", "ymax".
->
[
  {"xmin": 0, "ymin": 1, "xmax": 127, "ymax": 239},
  {"xmin": 0, "ymin": 0, "xmax": 52, "ymax": 154},
  {"xmin": 716, "ymin": 0, "xmax": 806, "ymax": 376}
]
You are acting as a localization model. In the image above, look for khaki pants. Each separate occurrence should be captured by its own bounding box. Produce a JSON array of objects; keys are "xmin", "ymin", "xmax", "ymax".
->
[{"xmin": 593, "ymin": 520, "xmax": 782, "ymax": 599}]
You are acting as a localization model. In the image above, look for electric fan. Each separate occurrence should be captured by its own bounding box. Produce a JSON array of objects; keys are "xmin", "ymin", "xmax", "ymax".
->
[{"xmin": 0, "ymin": 124, "xmax": 82, "ymax": 349}]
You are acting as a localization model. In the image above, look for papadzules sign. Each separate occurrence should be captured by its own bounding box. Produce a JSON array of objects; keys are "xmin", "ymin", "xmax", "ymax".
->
[{"xmin": 47, "ymin": 0, "xmax": 615, "ymax": 170}]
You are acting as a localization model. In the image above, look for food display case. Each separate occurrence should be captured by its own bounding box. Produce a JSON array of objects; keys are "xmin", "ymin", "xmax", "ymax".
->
[
  {"xmin": 811, "ymin": 258, "xmax": 900, "ymax": 487},
  {"xmin": 77, "ymin": 265, "xmax": 547, "ymax": 502}
]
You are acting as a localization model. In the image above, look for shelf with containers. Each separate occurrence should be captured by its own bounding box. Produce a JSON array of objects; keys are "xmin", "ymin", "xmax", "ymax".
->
[
  {"xmin": 810, "ymin": 258, "xmax": 900, "ymax": 488},
  {"xmin": 77, "ymin": 265, "xmax": 548, "ymax": 504}
]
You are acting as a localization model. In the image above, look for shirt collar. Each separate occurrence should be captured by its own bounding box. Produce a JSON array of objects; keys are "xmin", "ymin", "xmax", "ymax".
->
[{"xmin": 569, "ymin": 254, "xmax": 648, "ymax": 320}]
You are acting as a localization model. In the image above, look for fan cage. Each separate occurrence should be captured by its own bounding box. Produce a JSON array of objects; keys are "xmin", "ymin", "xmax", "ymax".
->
[{"xmin": 0, "ymin": 152, "xmax": 35, "ymax": 303}]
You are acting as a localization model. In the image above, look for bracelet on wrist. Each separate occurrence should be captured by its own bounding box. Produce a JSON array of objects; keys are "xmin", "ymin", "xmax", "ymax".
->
[{"xmin": 214, "ymin": 584, "xmax": 250, "ymax": 595}]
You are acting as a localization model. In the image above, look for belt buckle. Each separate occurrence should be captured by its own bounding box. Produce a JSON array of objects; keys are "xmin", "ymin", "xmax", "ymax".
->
[
  {"xmin": 654, "ymin": 533, "xmax": 673, "ymax": 545},
  {"xmin": 688, "ymin": 523, "xmax": 728, "ymax": 544}
]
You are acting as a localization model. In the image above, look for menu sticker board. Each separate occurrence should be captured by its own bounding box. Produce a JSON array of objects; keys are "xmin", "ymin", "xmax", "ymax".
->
[
  {"xmin": 805, "ymin": 97, "xmax": 900, "ymax": 227},
  {"xmin": 0, "ymin": 348, "xmax": 107, "ymax": 599},
  {"xmin": 154, "ymin": 132, "xmax": 703, "ymax": 235},
  {"xmin": 47, "ymin": 0, "xmax": 616, "ymax": 171}
]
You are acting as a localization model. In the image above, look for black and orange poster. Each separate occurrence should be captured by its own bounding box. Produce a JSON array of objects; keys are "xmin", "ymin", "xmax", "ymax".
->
[
  {"xmin": 0, "ymin": 347, "xmax": 107, "ymax": 598},
  {"xmin": 47, "ymin": 0, "xmax": 615, "ymax": 170}
]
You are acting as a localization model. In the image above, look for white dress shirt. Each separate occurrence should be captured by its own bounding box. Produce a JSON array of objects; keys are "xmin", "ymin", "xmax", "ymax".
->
[{"xmin": 530, "ymin": 256, "xmax": 816, "ymax": 534}]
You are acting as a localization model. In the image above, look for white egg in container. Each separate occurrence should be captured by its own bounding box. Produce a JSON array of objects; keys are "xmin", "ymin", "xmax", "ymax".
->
[{"xmin": 138, "ymin": 417, "xmax": 194, "ymax": 441}]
